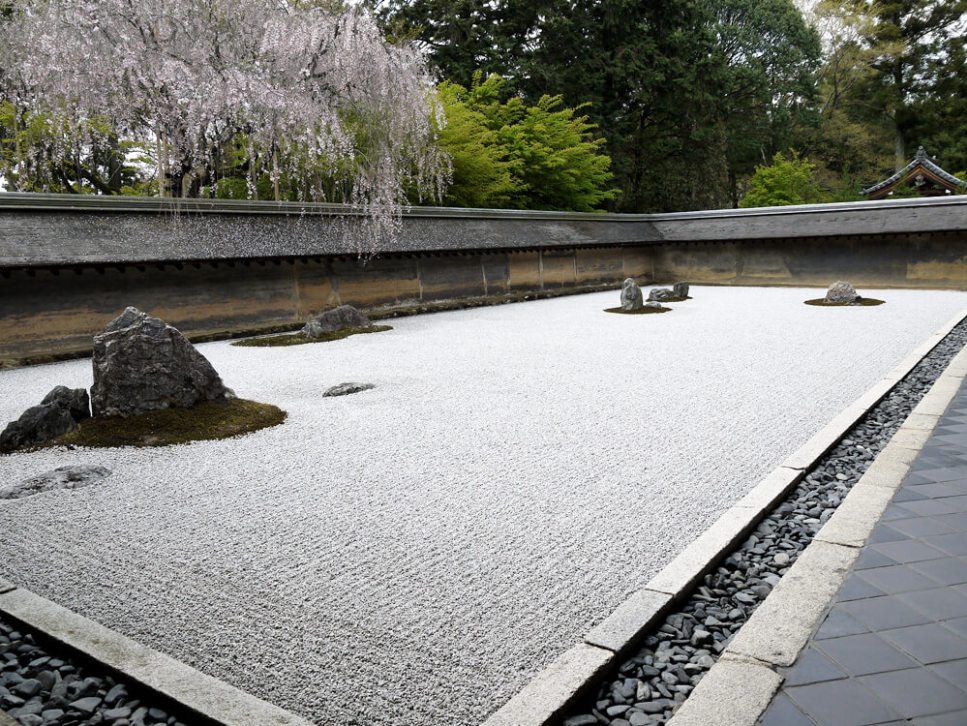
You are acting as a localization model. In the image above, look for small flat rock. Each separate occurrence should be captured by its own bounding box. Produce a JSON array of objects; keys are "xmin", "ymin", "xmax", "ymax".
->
[
  {"xmin": 323, "ymin": 382, "xmax": 376, "ymax": 398},
  {"xmin": 68, "ymin": 696, "xmax": 102, "ymax": 714},
  {"xmin": 0, "ymin": 466, "xmax": 112, "ymax": 501}
]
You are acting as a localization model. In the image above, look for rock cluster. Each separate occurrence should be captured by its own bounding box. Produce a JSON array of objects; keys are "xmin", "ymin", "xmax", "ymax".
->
[
  {"xmin": 0, "ymin": 308, "xmax": 236, "ymax": 453},
  {"xmin": 0, "ymin": 466, "xmax": 112, "ymax": 500},
  {"xmin": 0, "ymin": 387, "xmax": 90, "ymax": 453},
  {"xmin": 91, "ymin": 307, "xmax": 232, "ymax": 417},
  {"xmin": 647, "ymin": 282, "xmax": 690, "ymax": 302},
  {"xmin": 563, "ymin": 318, "xmax": 967, "ymax": 726},
  {"xmin": 824, "ymin": 280, "xmax": 861, "ymax": 304},
  {"xmin": 303, "ymin": 305, "xmax": 372, "ymax": 338},
  {"xmin": 620, "ymin": 279, "xmax": 644, "ymax": 311},
  {"xmin": 0, "ymin": 616, "xmax": 188, "ymax": 726}
]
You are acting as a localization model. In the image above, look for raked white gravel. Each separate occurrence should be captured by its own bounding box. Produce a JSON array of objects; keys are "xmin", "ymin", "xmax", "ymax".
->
[{"xmin": 1, "ymin": 286, "xmax": 966, "ymax": 725}]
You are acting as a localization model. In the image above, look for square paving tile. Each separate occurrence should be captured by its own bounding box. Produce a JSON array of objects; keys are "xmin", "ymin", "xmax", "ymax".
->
[
  {"xmin": 887, "ymin": 516, "xmax": 958, "ymax": 538},
  {"xmin": 942, "ymin": 617, "xmax": 967, "ymax": 639},
  {"xmin": 907, "ymin": 483, "xmax": 967, "ymax": 499},
  {"xmin": 866, "ymin": 524, "xmax": 909, "ymax": 545},
  {"xmin": 856, "ymin": 565, "xmax": 943, "ymax": 595},
  {"xmin": 841, "ymin": 595, "xmax": 932, "ymax": 630},
  {"xmin": 871, "ymin": 539, "xmax": 948, "ymax": 564},
  {"xmin": 897, "ymin": 499, "xmax": 964, "ymax": 516},
  {"xmin": 880, "ymin": 623, "xmax": 967, "ymax": 664},
  {"xmin": 912, "ymin": 711, "xmax": 967, "ymax": 725},
  {"xmin": 814, "ymin": 607, "xmax": 870, "ymax": 640},
  {"xmin": 923, "ymin": 533, "xmax": 967, "ymax": 556},
  {"xmin": 857, "ymin": 667, "xmax": 967, "ymax": 719},
  {"xmin": 894, "ymin": 488, "xmax": 929, "ymax": 502},
  {"xmin": 935, "ymin": 513, "xmax": 967, "ymax": 533},
  {"xmin": 898, "ymin": 587, "xmax": 967, "ymax": 620},
  {"xmin": 879, "ymin": 505, "xmax": 915, "ymax": 522},
  {"xmin": 759, "ymin": 692, "xmax": 816, "ymax": 726},
  {"xmin": 815, "ymin": 633, "xmax": 919, "ymax": 676},
  {"xmin": 911, "ymin": 557, "xmax": 967, "ymax": 586},
  {"xmin": 786, "ymin": 680, "xmax": 901, "ymax": 726},
  {"xmin": 912, "ymin": 466, "xmax": 967, "ymax": 484},
  {"xmin": 854, "ymin": 549, "xmax": 899, "ymax": 571},
  {"xmin": 784, "ymin": 647, "xmax": 848, "ymax": 687},
  {"xmin": 930, "ymin": 657, "xmax": 967, "ymax": 691},
  {"xmin": 836, "ymin": 575, "xmax": 887, "ymax": 602}
]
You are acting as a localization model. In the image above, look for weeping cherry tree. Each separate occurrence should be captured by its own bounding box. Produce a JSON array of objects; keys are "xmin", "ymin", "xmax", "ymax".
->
[{"xmin": 0, "ymin": 0, "xmax": 448, "ymax": 250}]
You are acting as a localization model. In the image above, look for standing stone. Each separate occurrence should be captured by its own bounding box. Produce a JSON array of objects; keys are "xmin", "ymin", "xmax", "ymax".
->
[
  {"xmin": 90, "ymin": 307, "xmax": 232, "ymax": 418},
  {"xmin": 620, "ymin": 279, "xmax": 644, "ymax": 311},
  {"xmin": 0, "ymin": 386, "xmax": 91, "ymax": 453},
  {"xmin": 673, "ymin": 282, "xmax": 690, "ymax": 298},
  {"xmin": 824, "ymin": 281, "xmax": 860, "ymax": 304},
  {"xmin": 302, "ymin": 305, "xmax": 372, "ymax": 338}
]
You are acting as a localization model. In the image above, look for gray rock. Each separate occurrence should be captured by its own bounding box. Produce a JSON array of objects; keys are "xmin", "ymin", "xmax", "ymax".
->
[
  {"xmin": 302, "ymin": 305, "xmax": 371, "ymax": 338},
  {"xmin": 644, "ymin": 300, "xmax": 665, "ymax": 310},
  {"xmin": 0, "ymin": 405, "xmax": 76, "ymax": 453},
  {"xmin": 12, "ymin": 679, "xmax": 41, "ymax": 697},
  {"xmin": 40, "ymin": 386, "xmax": 90, "ymax": 423},
  {"xmin": 91, "ymin": 307, "xmax": 233, "ymax": 417},
  {"xmin": 824, "ymin": 280, "xmax": 860, "ymax": 304},
  {"xmin": 0, "ymin": 465, "xmax": 112, "ymax": 500},
  {"xmin": 323, "ymin": 382, "xmax": 376, "ymax": 398},
  {"xmin": 620, "ymin": 278, "xmax": 644, "ymax": 311},
  {"xmin": 68, "ymin": 696, "xmax": 101, "ymax": 714},
  {"xmin": 648, "ymin": 288, "xmax": 676, "ymax": 302},
  {"xmin": 673, "ymin": 282, "xmax": 690, "ymax": 298},
  {"xmin": 563, "ymin": 717, "xmax": 598, "ymax": 726}
]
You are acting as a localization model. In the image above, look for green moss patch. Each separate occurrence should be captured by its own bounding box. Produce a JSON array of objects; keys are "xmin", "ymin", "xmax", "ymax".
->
[
  {"xmin": 232, "ymin": 324, "xmax": 392, "ymax": 348},
  {"xmin": 50, "ymin": 398, "xmax": 286, "ymax": 449},
  {"xmin": 604, "ymin": 306, "xmax": 672, "ymax": 315},
  {"xmin": 804, "ymin": 298, "xmax": 885, "ymax": 307}
]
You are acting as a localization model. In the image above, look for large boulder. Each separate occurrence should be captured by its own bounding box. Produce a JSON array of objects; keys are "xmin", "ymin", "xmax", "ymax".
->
[
  {"xmin": 824, "ymin": 281, "xmax": 861, "ymax": 304},
  {"xmin": 0, "ymin": 386, "xmax": 91, "ymax": 453},
  {"xmin": 91, "ymin": 307, "xmax": 232, "ymax": 418},
  {"xmin": 620, "ymin": 279, "xmax": 644, "ymax": 311},
  {"xmin": 302, "ymin": 305, "xmax": 372, "ymax": 339},
  {"xmin": 673, "ymin": 282, "xmax": 690, "ymax": 298}
]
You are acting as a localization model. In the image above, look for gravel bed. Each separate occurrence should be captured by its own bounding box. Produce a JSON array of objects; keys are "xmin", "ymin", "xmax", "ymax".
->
[
  {"xmin": 0, "ymin": 616, "xmax": 192, "ymax": 726},
  {"xmin": 2, "ymin": 287, "xmax": 967, "ymax": 725},
  {"xmin": 561, "ymin": 317, "xmax": 967, "ymax": 726}
]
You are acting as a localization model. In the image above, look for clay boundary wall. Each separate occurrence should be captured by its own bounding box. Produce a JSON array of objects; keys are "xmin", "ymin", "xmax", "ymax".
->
[{"xmin": 1, "ymin": 194, "xmax": 965, "ymax": 365}]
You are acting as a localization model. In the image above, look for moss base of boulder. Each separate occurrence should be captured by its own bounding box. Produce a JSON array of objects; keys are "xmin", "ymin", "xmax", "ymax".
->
[
  {"xmin": 654, "ymin": 295, "xmax": 691, "ymax": 303},
  {"xmin": 50, "ymin": 398, "xmax": 286, "ymax": 449},
  {"xmin": 604, "ymin": 306, "xmax": 672, "ymax": 315},
  {"xmin": 232, "ymin": 325, "xmax": 392, "ymax": 348},
  {"xmin": 804, "ymin": 298, "xmax": 885, "ymax": 307}
]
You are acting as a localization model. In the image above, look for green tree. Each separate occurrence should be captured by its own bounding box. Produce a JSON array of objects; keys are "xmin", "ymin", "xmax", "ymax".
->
[
  {"xmin": 435, "ymin": 75, "xmax": 617, "ymax": 211},
  {"xmin": 433, "ymin": 80, "xmax": 517, "ymax": 208},
  {"xmin": 708, "ymin": 0, "xmax": 822, "ymax": 207},
  {"xmin": 740, "ymin": 152, "xmax": 829, "ymax": 207}
]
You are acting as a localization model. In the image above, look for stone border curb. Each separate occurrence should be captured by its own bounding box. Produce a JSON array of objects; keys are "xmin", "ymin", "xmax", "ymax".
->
[
  {"xmin": 483, "ymin": 307, "xmax": 967, "ymax": 726},
  {"xmin": 666, "ymin": 318, "xmax": 967, "ymax": 726},
  {"xmin": 0, "ymin": 585, "xmax": 313, "ymax": 726}
]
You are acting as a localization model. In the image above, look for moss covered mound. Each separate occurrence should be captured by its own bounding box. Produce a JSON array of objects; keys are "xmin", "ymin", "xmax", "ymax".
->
[
  {"xmin": 804, "ymin": 298, "xmax": 885, "ymax": 307},
  {"xmin": 232, "ymin": 324, "xmax": 392, "ymax": 347},
  {"xmin": 604, "ymin": 306, "xmax": 672, "ymax": 315},
  {"xmin": 50, "ymin": 398, "xmax": 286, "ymax": 449}
]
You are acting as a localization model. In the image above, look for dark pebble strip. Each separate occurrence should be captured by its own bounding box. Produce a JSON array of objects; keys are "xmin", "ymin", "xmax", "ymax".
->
[
  {"xmin": 0, "ymin": 617, "xmax": 200, "ymax": 726},
  {"xmin": 562, "ymin": 318, "xmax": 967, "ymax": 726}
]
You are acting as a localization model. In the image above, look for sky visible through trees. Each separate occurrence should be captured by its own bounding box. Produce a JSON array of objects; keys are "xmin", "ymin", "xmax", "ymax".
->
[{"xmin": 0, "ymin": 0, "xmax": 964, "ymax": 213}]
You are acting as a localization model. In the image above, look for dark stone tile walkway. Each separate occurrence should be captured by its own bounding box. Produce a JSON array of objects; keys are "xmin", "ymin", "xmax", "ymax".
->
[{"xmin": 759, "ymin": 382, "xmax": 967, "ymax": 725}]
